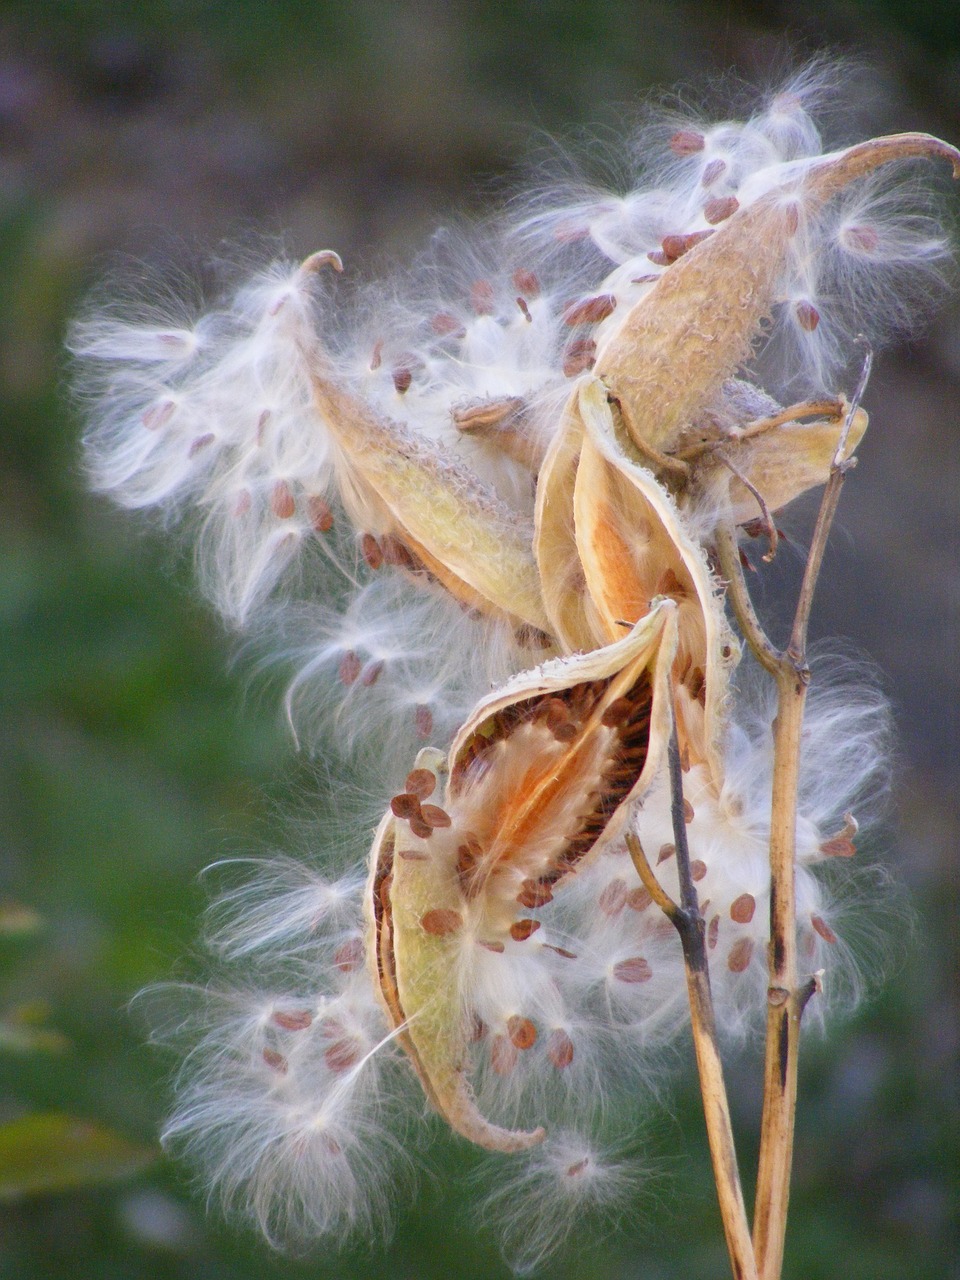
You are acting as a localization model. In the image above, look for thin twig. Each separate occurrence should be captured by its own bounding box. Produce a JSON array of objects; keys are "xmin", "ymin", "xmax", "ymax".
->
[
  {"xmin": 714, "ymin": 524, "xmax": 780, "ymax": 676},
  {"xmin": 715, "ymin": 452, "xmax": 780, "ymax": 561},
  {"xmin": 628, "ymin": 715, "xmax": 758, "ymax": 1280},
  {"xmin": 751, "ymin": 342, "xmax": 873, "ymax": 1280}
]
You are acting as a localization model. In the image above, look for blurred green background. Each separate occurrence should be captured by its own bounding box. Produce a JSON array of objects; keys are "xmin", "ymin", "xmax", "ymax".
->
[{"xmin": 0, "ymin": 1, "xmax": 957, "ymax": 1276}]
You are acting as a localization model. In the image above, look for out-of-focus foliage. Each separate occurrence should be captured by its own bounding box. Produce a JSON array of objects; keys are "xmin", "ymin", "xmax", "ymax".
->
[{"xmin": 0, "ymin": 2, "xmax": 957, "ymax": 1277}]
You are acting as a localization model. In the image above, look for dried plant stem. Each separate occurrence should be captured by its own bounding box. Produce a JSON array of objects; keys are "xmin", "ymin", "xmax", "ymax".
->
[
  {"xmin": 718, "ymin": 350, "xmax": 871, "ymax": 1280},
  {"xmin": 627, "ymin": 717, "xmax": 758, "ymax": 1280}
]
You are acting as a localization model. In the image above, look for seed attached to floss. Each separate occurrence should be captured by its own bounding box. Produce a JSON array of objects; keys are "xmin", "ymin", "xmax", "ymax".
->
[
  {"xmin": 727, "ymin": 937, "xmax": 754, "ymax": 973},
  {"xmin": 338, "ymin": 650, "xmax": 362, "ymax": 686},
  {"xmin": 729, "ymin": 893, "xmax": 756, "ymax": 924},
  {"xmin": 507, "ymin": 1015, "xmax": 537, "ymax": 1050},
  {"xmin": 404, "ymin": 768, "xmax": 437, "ymax": 800},
  {"xmin": 420, "ymin": 908, "xmax": 463, "ymax": 937},
  {"xmin": 547, "ymin": 1028, "xmax": 575, "ymax": 1069},
  {"xmin": 669, "ymin": 128, "xmax": 705, "ymax": 156},
  {"xmin": 613, "ymin": 956, "xmax": 653, "ymax": 983}
]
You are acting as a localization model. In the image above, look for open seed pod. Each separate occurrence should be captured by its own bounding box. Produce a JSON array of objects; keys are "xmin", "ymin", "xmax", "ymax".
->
[
  {"xmin": 365, "ymin": 600, "xmax": 678, "ymax": 1152},
  {"xmin": 594, "ymin": 132, "xmax": 960, "ymax": 461}
]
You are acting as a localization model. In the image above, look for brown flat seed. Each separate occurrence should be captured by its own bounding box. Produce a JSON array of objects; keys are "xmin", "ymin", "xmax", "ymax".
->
[
  {"xmin": 516, "ymin": 296, "xmax": 533, "ymax": 322},
  {"xmin": 547, "ymin": 1028, "xmax": 575, "ymax": 1069},
  {"xmin": 543, "ymin": 944, "xmax": 577, "ymax": 959},
  {"xmin": 703, "ymin": 194, "xmax": 739, "ymax": 224},
  {"xmin": 232, "ymin": 489, "xmax": 252, "ymax": 517},
  {"xmin": 841, "ymin": 224, "xmax": 879, "ymax": 253},
  {"xmin": 397, "ymin": 848, "xmax": 428, "ymax": 861},
  {"xmin": 469, "ymin": 1015, "xmax": 487, "ymax": 1042},
  {"xmin": 669, "ymin": 129, "xmax": 705, "ymax": 156},
  {"xmin": 613, "ymin": 956, "xmax": 652, "ymax": 983},
  {"xmin": 509, "ymin": 919, "xmax": 541, "ymax": 942},
  {"xmin": 820, "ymin": 836, "xmax": 856, "ymax": 858},
  {"xmin": 647, "ymin": 249, "xmax": 672, "ymax": 266},
  {"xmin": 361, "ymin": 532, "xmax": 383, "ymax": 569},
  {"xmin": 811, "ymin": 914, "xmax": 837, "ymax": 944},
  {"xmin": 507, "ymin": 1015, "xmax": 537, "ymax": 1050},
  {"xmin": 415, "ymin": 704, "xmax": 433, "ymax": 739},
  {"xmin": 701, "ymin": 157, "xmax": 726, "ymax": 185},
  {"xmin": 471, "ymin": 279, "xmax": 495, "ymax": 315},
  {"xmin": 369, "ymin": 339, "xmax": 383, "ymax": 370},
  {"xmin": 420, "ymin": 908, "xmax": 462, "ymax": 937},
  {"xmin": 600, "ymin": 695, "xmax": 635, "ymax": 728},
  {"xmin": 566, "ymin": 1158, "xmax": 590, "ymax": 1177},
  {"xmin": 404, "ymin": 768, "xmax": 436, "ymax": 800},
  {"xmin": 392, "ymin": 366, "xmax": 413, "ymax": 394},
  {"xmin": 270, "ymin": 480, "xmax": 296, "ymax": 519},
  {"xmin": 262, "ymin": 1047, "xmax": 288, "ymax": 1073},
  {"xmin": 142, "ymin": 399, "xmax": 176, "ymax": 430},
  {"xmin": 708, "ymin": 915, "xmax": 719, "ymax": 950},
  {"xmin": 631, "ymin": 272, "xmax": 660, "ymax": 284},
  {"xmin": 477, "ymin": 939, "xmax": 505, "ymax": 953},
  {"xmin": 512, "ymin": 268, "xmax": 541, "ymax": 298},
  {"xmin": 552, "ymin": 721, "xmax": 578, "ymax": 741},
  {"xmin": 661, "ymin": 229, "xmax": 714, "ymax": 259},
  {"xmin": 272, "ymin": 1009, "xmax": 313, "ymax": 1031},
  {"xmin": 562, "ymin": 337, "xmax": 596, "ymax": 376},
  {"xmin": 517, "ymin": 879, "xmax": 553, "ymax": 909},
  {"xmin": 409, "ymin": 814, "xmax": 433, "ymax": 839},
  {"xmin": 795, "ymin": 300, "xmax": 820, "ymax": 331},
  {"xmin": 189, "ymin": 432, "xmax": 215, "ymax": 457},
  {"xmin": 730, "ymin": 893, "xmax": 756, "ymax": 924},
  {"xmin": 307, "ymin": 495, "xmax": 334, "ymax": 533},
  {"xmin": 626, "ymin": 887, "xmax": 652, "ymax": 912},
  {"xmin": 390, "ymin": 793, "xmax": 422, "ymax": 820},
  {"xmin": 338, "ymin": 651, "xmax": 362, "ymax": 685},
  {"xmin": 431, "ymin": 311, "xmax": 465, "ymax": 338},
  {"xmin": 562, "ymin": 293, "xmax": 617, "ymax": 326},
  {"xmin": 361, "ymin": 660, "xmax": 384, "ymax": 687},
  {"xmin": 333, "ymin": 938, "xmax": 364, "ymax": 972},
  {"xmin": 325, "ymin": 1039, "xmax": 362, "ymax": 1072},
  {"xmin": 598, "ymin": 878, "xmax": 628, "ymax": 916},
  {"xmin": 683, "ymin": 799, "xmax": 695, "ymax": 824},
  {"xmin": 421, "ymin": 804, "xmax": 452, "ymax": 829},
  {"xmin": 657, "ymin": 843, "xmax": 676, "ymax": 865},
  {"xmin": 727, "ymin": 937, "xmax": 754, "ymax": 973},
  {"xmin": 690, "ymin": 860, "xmax": 707, "ymax": 882},
  {"xmin": 490, "ymin": 1034, "xmax": 517, "ymax": 1076}
]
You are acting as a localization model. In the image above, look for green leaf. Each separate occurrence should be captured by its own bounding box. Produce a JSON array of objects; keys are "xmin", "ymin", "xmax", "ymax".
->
[{"xmin": 0, "ymin": 1113, "xmax": 157, "ymax": 1199}]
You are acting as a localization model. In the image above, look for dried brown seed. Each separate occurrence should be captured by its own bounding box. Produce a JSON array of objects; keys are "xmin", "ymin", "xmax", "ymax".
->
[
  {"xmin": 421, "ymin": 804, "xmax": 452, "ymax": 829},
  {"xmin": 708, "ymin": 914, "xmax": 719, "ymax": 949},
  {"xmin": 333, "ymin": 937, "xmax": 364, "ymax": 972},
  {"xmin": 471, "ymin": 279, "xmax": 496, "ymax": 315},
  {"xmin": 232, "ymin": 489, "xmax": 252, "ymax": 517},
  {"xmin": 142, "ymin": 399, "xmax": 176, "ymax": 430},
  {"xmin": 600, "ymin": 695, "xmax": 635, "ymax": 727},
  {"xmin": 657, "ymin": 843, "xmax": 676, "ymax": 864},
  {"xmin": 390, "ymin": 793, "xmax": 423, "ymax": 820},
  {"xmin": 613, "ymin": 956, "xmax": 653, "ymax": 983},
  {"xmin": 562, "ymin": 337, "xmax": 597, "ymax": 376},
  {"xmin": 431, "ymin": 311, "xmax": 465, "ymax": 338},
  {"xmin": 683, "ymin": 798, "xmax": 695, "ymax": 824},
  {"xmin": 507, "ymin": 1015, "xmax": 537, "ymax": 1050},
  {"xmin": 409, "ymin": 813, "xmax": 434, "ymax": 839},
  {"xmin": 392, "ymin": 366, "xmax": 413, "ymax": 394},
  {"xmin": 397, "ymin": 848, "xmax": 428, "ymax": 861},
  {"xmin": 307, "ymin": 495, "xmax": 334, "ymax": 533},
  {"xmin": 543, "ymin": 944, "xmax": 577, "ymax": 959},
  {"xmin": 272, "ymin": 1009, "xmax": 313, "ymax": 1031},
  {"xmin": 626, "ymin": 886, "xmax": 652, "ymax": 912},
  {"xmin": 669, "ymin": 129, "xmax": 705, "ymax": 156},
  {"xmin": 188, "ymin": 432, "xmax": 215, "ymax": 457},
  {"xmin": 703, "ymin": 195, "xmax": 739, "ymax": 224},
  {"xmin": 795, "ymin": 299, "xmax": 820, "ymax": 331},
  {"xmin": 415, "ymin": 704, "xmax": 434, "ymax": 739},
  {"xmin": 820, "ymin": 835, "xmax": 856, "ymax": 858},
  {"xmin": 512, "ymin": 268, "xmax": 541, "ymax": 298},
  {"xmin": 338, "ymin": 650, "xmax": 362, "ymax": 685},
  {"xmin": 547, "ymin": 1028, "xmax": 575, "ymax": 1069},
  {"xmin": 646, "ymin": 249, "xmax": 672, "ymax": 266},
  {"xmin": 566, "ymin": 1158, "xmax": 590, "ymax": 1176},
  {"xmin": 421, "ymin": 908, "xmax": 463, "ymax": 937},
  {"xmin": 262, "ymin": 1047, "xmax": 288, "ymax": 1073},
  {"xmin": 701, "ymin": 157, "xmax": 726, "ymax": 186},
  {"xmin": 841, "ymin": 224, "xmax": 879, "ymax": 253},
  {"xmin": 811, "ymin": 914, "xmax": 837, "ymax": 944},
  {"xmin": 517, "ymin": 879, "xmax": 554, "ymax": 909},
  {"xmin": 477, "ymin": 939, "xmax": 505, "ymax": 953},
  {"xmin": 360, "ymin": 659, "xmax": 384, "ymax": 687},
  {"xmin": 730, "ymin": 893, "xmax": 756, "ymax": 924},
  {"xmin": 562, "ymin": 293, "xmax": 617, "ymax": 326},
  {"xmin": 690, "ymin": 859, "xmax": 707, "ymax": 882},
  {"xmin": 727, "ymin": 937, "xmax": 754, "ymax": 973},
  {"xmin": 325, "ymin": 1038, "xmax": 362, "ymax": 1072},
  {"xmin": 361, "ymin": 532, "xmax": 383, "ymax": 569},
  {"xmin": 404, "ymin": 768, "xmax": 437, "ymax": 800},
  {"xmin": 369, "ymin": 339, "xmax": 383, "ymax": 370},
  {"xmin": 661, "ymin": 229, "xmax": 714, "ymax": 260},
  {"xmin": 598, "ymin": 878, "xmax": 628, "ymax": 916},
  {"xmin": 509, "ymin": 919, "xmax": 541, "ymax": 942}
]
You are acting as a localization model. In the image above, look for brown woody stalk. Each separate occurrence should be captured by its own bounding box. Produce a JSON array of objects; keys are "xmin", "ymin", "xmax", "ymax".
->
[
  {"xmin": 715, "ymin": 350, "xmax": 872, "ymax": 1280},
  {"xmin": 627, "ymin": 715, "xmax": 759, "ymax": 1280}
]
